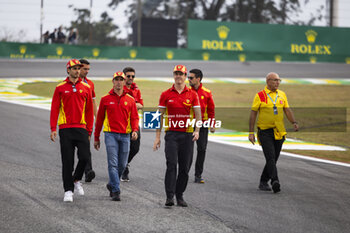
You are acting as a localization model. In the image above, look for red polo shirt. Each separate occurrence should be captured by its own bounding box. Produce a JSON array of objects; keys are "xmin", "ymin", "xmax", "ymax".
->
[
  {"xmin": 190, "ymin": 83, "xmax": 215, "ymax": 121},
  {"xmin": 158, "ymin": 85, "xmax": 200, "ymax": 132},
  {"xmin": 83, "ymin": 77, "xmax": 96, "ymax": 99},
  {"xmin": 50, "ymin": 77, "xmax": 94, "ymax": 135},
  {"xmin": 94, "ymin": 89, "xmax": 139, "ymax": 142},
  {"xmin": 123, "ymin": 82, "xmax": 143, "ymax": 106}
]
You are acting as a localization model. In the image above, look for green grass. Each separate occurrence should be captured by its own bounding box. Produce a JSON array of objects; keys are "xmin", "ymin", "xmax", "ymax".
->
[{"xmin": 19, "ymin": 80, "xmax": 350, "ymax": 163}]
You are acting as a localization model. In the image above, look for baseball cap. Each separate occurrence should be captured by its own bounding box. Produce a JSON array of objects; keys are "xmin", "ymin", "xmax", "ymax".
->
[
  {"xmin": 173, "ymin": 65, "xmax": 187, "ymax": 74},
  {"xmin": 66, "ymin": 59, "xmax": 83, "ymax": 69},
  {"xmin": 113, "ymin": 71, "xmax": 126, "ymax": 80}
]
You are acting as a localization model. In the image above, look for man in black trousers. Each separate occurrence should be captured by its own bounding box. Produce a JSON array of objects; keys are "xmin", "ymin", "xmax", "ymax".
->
[
  {"xmin": 248, "ymin": 72, "xmax": 299, "ymax": 193},
  {"xmin": 188, "ymin": 69, "xmax": 216, "ymax": 184}
]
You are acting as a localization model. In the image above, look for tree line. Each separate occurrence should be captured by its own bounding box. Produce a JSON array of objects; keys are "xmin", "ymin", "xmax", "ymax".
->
[{"xmin": 68, "ymin": 0, "xmax": 324, "ymax": 47}]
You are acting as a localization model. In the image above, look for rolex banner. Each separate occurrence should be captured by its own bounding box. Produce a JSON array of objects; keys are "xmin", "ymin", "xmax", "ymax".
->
[{"xmin": 187, "ymin": 19, "xmax": 350, "ymax": 63}]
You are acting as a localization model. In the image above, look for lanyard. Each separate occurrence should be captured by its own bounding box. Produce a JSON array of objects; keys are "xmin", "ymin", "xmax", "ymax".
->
[{"xmin": 266, "ymin": 91, "xmax": 278, "ymax": 106}]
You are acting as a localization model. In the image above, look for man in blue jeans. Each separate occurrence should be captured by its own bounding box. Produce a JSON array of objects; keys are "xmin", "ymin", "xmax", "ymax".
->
[{"xmin": 94, "ymin": 71, "xmax": 139, "ymax": 201}]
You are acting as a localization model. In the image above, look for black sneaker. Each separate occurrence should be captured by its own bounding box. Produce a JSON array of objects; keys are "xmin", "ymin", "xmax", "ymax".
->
[
  {"xmin": 259, "ymin": 182, "xmax": 272, "ymax": 191},
  {"xmin": 165, "ymin": 198, "xmax": 174, "ymax": 207},
  {"xmin": 121, "ymin": 172, "xmax": 129, "ymax": 182},
  {"xmin": 85, "ymin": 170, "xmax": 95, "ymax": 183},
  {"xmin": 194, "ymin": 176, "xmax": 204, "ymax": 184},
  {"xmin": 176, "ymin": 198, "xmax": 188, "ymax": 207},
  {"xmin": 111, "ymin": 192, "xmax": 121, "ymax": 201},
  {"xmin": 271, "ymin": 180, "xmax": 281, "ymax": 193},
  {"xmin": 106, "ymin": 183, "xmax": 112, "ymax": 197}
]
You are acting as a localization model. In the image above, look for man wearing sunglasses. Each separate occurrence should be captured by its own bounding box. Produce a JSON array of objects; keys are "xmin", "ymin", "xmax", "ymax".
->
[
  {"xmin": 188, "ymin": 69, "xmax": 216, "ymax": 184},
  {"xmin": 50, "ymin": 59, "xmax": 94, "ymax": 202},
  {"xmin": 120, "ymin": 67, "xmax": 144, "ymax": 182},
  {"xmin": 248, "ymin": 72, "xmax": 298, "ymax": 193},
  {"xmin": 79, "ymin": 59, "xmax": 97, "ymax": 183}
]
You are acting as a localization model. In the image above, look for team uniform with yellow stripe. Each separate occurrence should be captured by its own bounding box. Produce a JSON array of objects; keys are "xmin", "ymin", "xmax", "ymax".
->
[
  {"xmin": 123, "ymin": 82, "xmax": 143, "ymax": 106},
  {"xmin": 190, "ymin": 83, "xmax": 215, "ymax": 181},
  {"xmin": 50, "ymin": 77, "xmax": 94, "ymax": 135},
  {"xmin": 50, "ymin": 75, "xmax": 94, "ymax": 194},
  {"xmin": 122, "ymin": 82, "xmax": 144, "ymax": 180},
  {"xmin": 83, "ymin": 77, "xmax": 96, "ymax": 99},
  {"xmin": 190, "ymin": 83, "xmax": 215, "ymax": 121},
  {"xmin": 94, "ymin": 89, "xmax": 139, "ymax": 142}
]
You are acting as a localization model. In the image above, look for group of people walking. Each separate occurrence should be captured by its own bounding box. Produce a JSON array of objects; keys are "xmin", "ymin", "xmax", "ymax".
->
[
  {"xmin": 50, "ymin": 59, "xmax": 298, "ymax": 206},
  {"xmin": 50, "ymin": 59, "xmax": 142, "ymax": 202}
]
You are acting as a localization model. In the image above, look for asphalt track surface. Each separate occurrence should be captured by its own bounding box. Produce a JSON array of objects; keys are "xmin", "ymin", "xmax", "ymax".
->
[{"xmin": 1, "ymin": 60, "xmax": 350, "ymax": 233}]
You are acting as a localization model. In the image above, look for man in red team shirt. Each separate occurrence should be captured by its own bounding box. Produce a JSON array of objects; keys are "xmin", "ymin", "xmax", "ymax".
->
[
  {"xmin": 79, "ymin": 59, "xmax": 97, "ymax": 183},
  {"xmin": 188, "ymin": 69, "xmax": 215, "ymax": 184},
  {"xmin": 94, "ymin": 71, "xmax": 139, "ymax": 201},
  {"xmin": 153, "ymin": 65, "xmax": 201, "ymax": 207},
  {"xmin": 50, "ymin": 59, "xmax": 94, "ymax": 202},
  {"xmin": 120, "ymin": 67, "xmax": 143, "ymax": 182}
]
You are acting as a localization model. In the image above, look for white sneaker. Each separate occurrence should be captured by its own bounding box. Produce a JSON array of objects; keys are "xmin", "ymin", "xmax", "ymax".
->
[
  {"xmin": 74, "ymin": 181, "xmax": 84, "ymax": 195},
  {"xmin": 63, "ymin": 191, "xmax": 73, "ymax": 202}
]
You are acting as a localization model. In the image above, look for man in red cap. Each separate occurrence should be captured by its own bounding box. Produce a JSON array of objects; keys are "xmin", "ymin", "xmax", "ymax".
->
[
  {"xmin": 120, "ymin": 67, "xmax": 143, "ymax": 182},
  {"xmin": 50, "ymin": 59, "xmax": 94, "ymax": 202},
  {"xmin": 153, "ymin": 65, "xmax": 201, "ymax": 207},
  {"xmin": 94, "ymin": 71, "xmax": 139, "ymax": 201}
]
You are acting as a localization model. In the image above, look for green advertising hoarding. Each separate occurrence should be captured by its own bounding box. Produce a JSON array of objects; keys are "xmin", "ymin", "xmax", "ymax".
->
[
  {"xmin": 0, "ymin": 42, "xmax": 242, "ymax": 61},
  {"xmin": 1, "ymin": 41, "xmax": 283, "ymax": 62},
  {"xmin": 188, "ymin": 19, "xmax": 350, "ymax": 63}
]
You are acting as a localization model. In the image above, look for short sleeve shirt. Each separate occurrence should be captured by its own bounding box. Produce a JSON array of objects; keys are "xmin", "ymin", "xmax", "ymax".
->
[
  {"xmin": 159, "ymin": 85, "xmax": 200, "ymax": 132},
  {"xmin": 251, "ymin": 86, "xmax": 289, "ymax": 130}
]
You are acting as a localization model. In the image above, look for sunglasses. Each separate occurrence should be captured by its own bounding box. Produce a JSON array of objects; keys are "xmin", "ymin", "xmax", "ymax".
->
[
  {"xmin": 126, "ymin": 75, "xmax": 135, "ymax": 78},
  {"xmin": 188, "ymin": 76, "xmax": 196, "ymax": 80},
  {"xmin": 269, "ymin": 79, "xmax": 282, "ymax": 82}
]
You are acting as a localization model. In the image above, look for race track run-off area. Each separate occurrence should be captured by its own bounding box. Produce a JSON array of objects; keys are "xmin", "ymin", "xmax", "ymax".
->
[
  {"xmin": 0, "ymin": 77, "xmax": 347, "ymax": 157},
  {"xmin": 1, "ymin": 71, "xmax": 349, "ymax": 232}
]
